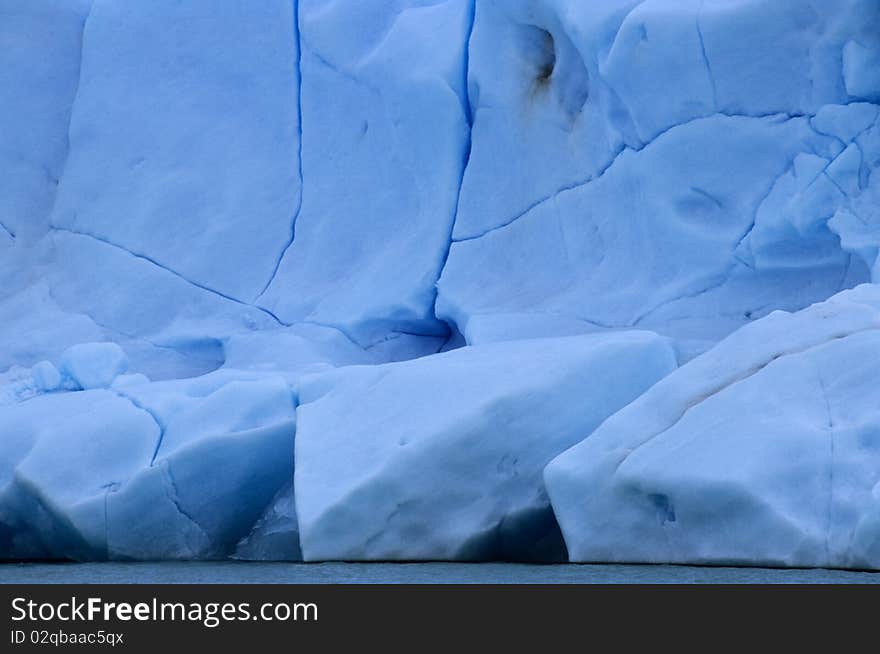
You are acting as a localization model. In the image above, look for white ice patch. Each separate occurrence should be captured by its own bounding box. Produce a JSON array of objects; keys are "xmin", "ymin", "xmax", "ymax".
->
[{"xmin": 295, "ymin": 332, "xmax": 676, "ymax": 561}]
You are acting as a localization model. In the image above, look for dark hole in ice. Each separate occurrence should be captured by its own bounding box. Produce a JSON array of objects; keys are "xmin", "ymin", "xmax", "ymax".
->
[
  {"xmin": 455, "ymin": 504, "xmax": 569, "ymax": 562},
  {"xmin": 437, "ymin": 320, "xmax": 466, "ymax": 353},
  {"xmin": 516, "ymin": 24, "xmax": 557, "ymax": 92},
  {"xmin": 649, "ymin": 493, "xmax": 677, "ymax": 525},
  {"xmin": 534, "ymin": 29, "xmax": 556, "ymax": 86}
]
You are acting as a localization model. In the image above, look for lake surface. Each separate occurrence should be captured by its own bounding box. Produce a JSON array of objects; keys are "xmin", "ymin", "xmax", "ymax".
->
[{"xmin": 2, "ymin": 562, "xmax": 878, "ymax": 584}]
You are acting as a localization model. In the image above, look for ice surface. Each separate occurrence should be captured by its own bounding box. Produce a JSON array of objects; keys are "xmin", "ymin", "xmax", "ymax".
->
[
  {"xmin": 438, "ymin": 0, "xmax": 878, "ymax": 359},
  {"xmin": 0, "ymin": 390, "xmax": 157, "ymax": 559},
  {"xmin": 1, "ymin": 0, "xmax": 879, "ymax": 565},
  {"xmin": 546, "ymin": 285, "xmax": 880, "ymax": 568},
  {"xmin": 50, "ymin": 0, "xmax": 301, "ymax": 301},
  {"xmin": 0, "ymin": 0, "xmax": 89, "ymax": 243},
  {"xmin": 257, "ymin": 0, "xmax": 473, "ymax": 347},
  {"xmin": 0, "ymin": 371, "xmax": 297, "ymax": 560},
  {"xmin": 295, "ymin": 332, "xmax": 676, "ymax": 561}
]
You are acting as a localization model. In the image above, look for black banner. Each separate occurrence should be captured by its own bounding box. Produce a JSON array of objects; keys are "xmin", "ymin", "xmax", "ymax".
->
[{"xmin": 1, "ymin": 583, "xmax": 877, "ymax": 650}]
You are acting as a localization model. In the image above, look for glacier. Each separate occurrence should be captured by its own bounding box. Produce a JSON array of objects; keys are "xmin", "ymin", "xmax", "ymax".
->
[{"xmin": 1, "ymin": 0, "xmax": 879, "ymax": 567}]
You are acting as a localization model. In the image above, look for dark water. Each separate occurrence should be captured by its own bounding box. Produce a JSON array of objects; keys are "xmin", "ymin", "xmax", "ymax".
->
[{"xmin": 1, "ymin": 562, "xmax": 878, "ymax": 584}]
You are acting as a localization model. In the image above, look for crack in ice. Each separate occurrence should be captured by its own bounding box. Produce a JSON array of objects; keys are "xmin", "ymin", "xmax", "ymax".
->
[
  {"xmin": 814, "ymin": 365, "xmax": 835, "ymax": 564},
  {"xmin": 453, "ymin": 111, "xmax": 807, "ymax": 244},
  {"xmin": 161, "ymin": 462, "xmax": 211, "ymax": 548},
  {"xmin": 45, "ymin": 1, "xmax": 93, "ymax": 229},
  {"xmin": 613, "ymin": 326, "xmax": 880, "ymax": 478},
  {"xmin": 256, "ymin": 0, "xmax": 304, "ymax": 302},
  {"xmin": 432, "ymin": 0, "xmax": 477, "ymax": 334},
  {"xmin": 110, "ymin": 387, "xmax": 167, "ymax": 466},
  {"xmin": 696, "ymin": 0, "xmax": 718, "ymax": 110},
  {"xmin": 50, "ymin": 225, "xmax": 286, "ymax": 326}
]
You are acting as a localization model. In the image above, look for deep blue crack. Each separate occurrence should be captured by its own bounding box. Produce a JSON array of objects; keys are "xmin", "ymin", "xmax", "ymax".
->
[
  {"xmin": 431, "ymin": 0, "xmax": 477, "ymax": 336},
  {"xmin": 110, "ymin": 387, "xmax": 167, "ymax": 466},
  {"xmin": 256, "ymin": 0, "xmax": 304, "ymax": 301},
  {"xmin": 50, "ymin": 225, "xmax": 286, "ymax": 326}
]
